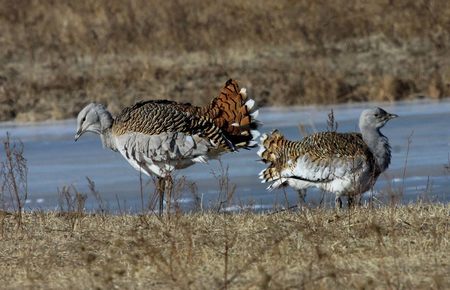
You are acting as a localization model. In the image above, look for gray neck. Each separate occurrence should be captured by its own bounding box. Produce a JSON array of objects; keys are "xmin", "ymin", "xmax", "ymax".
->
[
  {"xmin": 100, "ymin": 128, "xmax": 117, "ymax": 151},
  {"xmin": 361, "ymin": 127, "xmax": 391, "ymax": 172},
  {"xmin": 98, "ymin": 110, "xmax": 117, "ymax": 151}
]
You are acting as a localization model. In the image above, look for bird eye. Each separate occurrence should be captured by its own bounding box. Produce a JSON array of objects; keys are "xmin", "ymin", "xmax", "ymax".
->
[
  {"xmin": 81, "ymin": 116, "xmax": 86, "ymax": 123},
  {"xmin": 374, "ymin": 113, "xmax": 379, "ymax": 117}
]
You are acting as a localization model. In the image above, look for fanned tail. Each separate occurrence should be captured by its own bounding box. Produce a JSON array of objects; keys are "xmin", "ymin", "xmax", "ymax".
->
[
  {"xmin": 193, "ymin": 116, "xmax": 236, "ymax": 152},
  {"xmin": 257, "ymin": 130, "xmax": 286, "ymax": 163},
  {"xmin": 202, "ymin": 79, "xmax": 260, "ymax": 149},
  {"xmin": 257, "ymin": 130, "xmax": 287, "ymax": 185}
]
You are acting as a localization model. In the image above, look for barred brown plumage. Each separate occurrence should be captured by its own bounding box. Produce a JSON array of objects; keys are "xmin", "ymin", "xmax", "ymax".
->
[
  {"xmin": 259, "ymin": 131, "xmax": 375, "ymax": 182},
  {"xmin": 112, "ymin": 101, "xmax": 234, "ymax": 152},
  {"xmin": 174, "ymin": 79, "xmax": 260, "ymax": 148},
  {"xmin": 258, "ymin": 107, "xmax": 397, "ymax": 208},
  {"xmin": 75, "ymin": 79, "xmax": 260, "ymax": 215}
]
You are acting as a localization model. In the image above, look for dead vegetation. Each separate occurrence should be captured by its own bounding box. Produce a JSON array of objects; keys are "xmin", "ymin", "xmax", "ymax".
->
[
  {"xmin": 1, "ymin": 0, "xmax": 449, "ymax": 121},
  {"xmin": 0, "ymin": 114, "xmax": 447, "ymax": 289},
  {"xmin": 0, "ymin": 205, "xmax": 448, "ymax": 289},
  {"xmin": 0, "ymin": 133, "xmax": 27, "ymax": 228}
]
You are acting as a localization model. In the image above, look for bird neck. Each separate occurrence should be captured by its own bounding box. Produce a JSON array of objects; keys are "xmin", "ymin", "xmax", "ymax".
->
[
  {"xmin": 361, "ymin": 127, "xmax": 391, "ymax": 172},
  {"xmin": 97, "ymin": 110, "xmax": 117, "ymax": 151},
  {"xmin": 98, "ymin": 109, "xmax": 113, "ymax": 133},
  {"xmin": 100, "ymin": 128, "xmax": 117, "ymax": 151}
]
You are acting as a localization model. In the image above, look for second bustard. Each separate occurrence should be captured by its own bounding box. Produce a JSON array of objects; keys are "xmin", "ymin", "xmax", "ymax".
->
[
  {"xmin": 75, "ymin": 79, "xmax": 260, "ymax": 215},
  {"xmin": 258, "ymin": 107, "xmax": 397, "ymax": 208}
]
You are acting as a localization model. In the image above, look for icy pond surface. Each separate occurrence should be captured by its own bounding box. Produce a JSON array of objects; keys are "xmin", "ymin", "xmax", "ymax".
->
[{"xmin": 0, "ymin": 99, "xmax": 449, "ymax": 212}]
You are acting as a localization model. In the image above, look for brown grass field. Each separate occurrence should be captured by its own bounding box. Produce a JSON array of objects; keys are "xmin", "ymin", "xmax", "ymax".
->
[
  {"xmin": 1, "ymin": 0, "xmax": 449, "ymax": 121},
  {"xmin": 0, "ymin": 205, "xmax": 448, "ymax": 289},
  {"xmin": 1, "ymin": 2, "xmax": 450, "ymax": 289}
]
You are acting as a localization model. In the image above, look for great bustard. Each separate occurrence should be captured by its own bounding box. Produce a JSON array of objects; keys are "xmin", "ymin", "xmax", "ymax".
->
[
  {"xmin": 257, "ymin": 107, "xmax": 397, "ymax": 208},
  {"xmin": 75, "ymin": 79, "xmax": 260, "ymax": 215}
]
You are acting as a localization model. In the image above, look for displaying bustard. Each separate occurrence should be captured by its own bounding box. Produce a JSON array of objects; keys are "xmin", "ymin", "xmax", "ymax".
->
[
  {"xmin": 257, "ymin": 107, "xmax": 397, "ymax": 208},
  {"xmin": 75, "ymin": 79, "xmax": 260, "ymax": 215}
]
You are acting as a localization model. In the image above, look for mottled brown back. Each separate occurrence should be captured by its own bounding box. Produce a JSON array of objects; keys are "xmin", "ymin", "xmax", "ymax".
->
[
  {"xmin": 160, "ymin": 79, "xmax": 259, "ymax": 148},
  {"xmin": 297, "ymin": 132, "xmax": 370, "ymax": 161},
  {"xmin": 111, "ymin": 79, "xmax": 258, "ymax": 152},
  {"xmin": 259, "ymin": 130, "xmax": 375, "ymax": 182},
  {"xmin": 262, "ymin": 131, "xmax": 370, "ymax": 162},
  {"xmin": 112, "ymin": 100, "xmax": 234, "ymax": 151}
]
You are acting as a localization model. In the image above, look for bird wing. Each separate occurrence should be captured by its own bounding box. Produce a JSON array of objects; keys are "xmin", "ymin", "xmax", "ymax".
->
[
  {"xmin": 112, "ymin": 100, "xmax": 234, "ymax": 152},
  {"xmin": 113, "ymin": 100, "xmax": 198, "ymax": 135},
  {"xmin": 280, "ymin": 132, "xmax": 373, "ymax": 182},
  {"xmin": 164, "ymin": 79, "xmax": 261, "ymax": 149},
  {"xmin": 114, "ymin": 131, "xmax": 213, "ymax": 177}
]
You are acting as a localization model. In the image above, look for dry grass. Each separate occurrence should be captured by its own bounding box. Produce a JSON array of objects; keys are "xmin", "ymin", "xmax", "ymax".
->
[
  {"xmin": 0, "ymin": 205, "xmax": 448, "ymax": 289},
  {"xmin": 1, "ymin": 0, "xmax": 449, "ymax": 121}
]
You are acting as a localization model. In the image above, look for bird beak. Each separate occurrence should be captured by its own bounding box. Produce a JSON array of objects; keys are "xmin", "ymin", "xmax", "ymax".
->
[
  {"xmin": 74, "ymin": 130, "xmax": 83, "ymax": 141},
  {"xmin": 388, "ymin": 113, "xmax": 399, "ymax": 119}
]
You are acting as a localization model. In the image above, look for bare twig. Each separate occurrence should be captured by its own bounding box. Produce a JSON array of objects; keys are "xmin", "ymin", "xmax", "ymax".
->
[
  {"xmin": 0, "ymin": 132, "xmax": 28, "ymax": 229},
  {"xmin": 398, "ymin": 131, "xmax": 414, "ymax": 203},
  {"xmin": 211, "ymin": 160, "xmax": 236, "ymax": 213},
  {"xmin": 327, "ymin": 109, "xmax": 338, "ymax": 132},
  {"xmin": 86, "ymin": 176, "xmax": 106, "ymax": 214}
]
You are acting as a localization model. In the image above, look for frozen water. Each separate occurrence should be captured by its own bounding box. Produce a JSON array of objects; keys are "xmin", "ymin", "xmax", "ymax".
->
[{"xmin": 0, "ymin": 99, "xmax": 449, "ymax": 212}]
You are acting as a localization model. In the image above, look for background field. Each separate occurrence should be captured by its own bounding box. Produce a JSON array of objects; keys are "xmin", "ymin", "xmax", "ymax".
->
[{"xmin": 1, "ymin": 0, "xmax": 449, "ymax": 121}]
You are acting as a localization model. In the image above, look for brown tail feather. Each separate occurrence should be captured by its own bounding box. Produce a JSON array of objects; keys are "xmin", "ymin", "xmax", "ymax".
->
[
  {"xmin": 257, "ymin": 130, "xmax": 286, "ymax": 163},
  {"xmin": 257, "ymin": 130, "xmax": 289, "ymax": 183},
  {"xmin": 201, "ymin": 79, "xmax": 260, "ymax": 149},
  {"xmin": 259, "ymin": 165, "xmax": 281, "ymax": 183},
  {"xmin": 193, "ymin": 116, "xmax": 235, "ymax": 152}
]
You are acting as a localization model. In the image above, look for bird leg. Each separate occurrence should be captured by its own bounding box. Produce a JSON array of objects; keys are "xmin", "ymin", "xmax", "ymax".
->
[
  {"xmin": 355, "ymin": 194, "xmax": 362, "ymax": 206},
  {"xmin": 157, "ymin": 177, "xmax": 165, "ymax": 216},
  {"xmin": 335, "ymin": 196, "xmax": 343, "ymax": 209},
  {"xmin": 165, "ymin": 175, "xmax": 173, "ymax": 216},
  {"xmin": 348, "ymin": 194, "xmax": 362, "ymax": 208},
  {"xmin": 348, "ymin": 196, "xmax": 355, "ymax": 208},
  {"xmin": 297, "ymin": 189, "xmax": 307, "ymax": 209}
]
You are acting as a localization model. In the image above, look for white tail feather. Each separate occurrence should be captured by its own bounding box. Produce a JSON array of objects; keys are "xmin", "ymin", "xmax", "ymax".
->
[
  {"xmin": 247, "ymin": 140, "xmax": 257, "ymax": 147},
  {"xmin": 250, "ymin": 130, "xmax": 260, "ymax": 140},
  {"xmin": 257, "ymin": 146, "xmax": 265, "ymax": 158},
  {"xmin": 239, "ymin": 88, "xmax": 247, "ymax": 97},
  {"xmin": 250, "ymin": 110, "xmax": 259, "ymax": 119},
  {"xmin": 256, "ymin": 134, "xmax": 268, "ymax": 157},
  {"xmin": 267, "ymin": 179, "xmax": 286, "ymax": 191},
  {"xmin": 245, "ymin": 99, "xmax": 255, "ymax": 110},
  {"xmin": 192, "ymin": 156, "xmax": 208, "ymax": 163},
  {"xmin": 258, "ymin": 169, "xmax": 266, "ymax": 181},
  {"xmin": 260, "ymin": 133, "xmax": 268, "ymax": 143}
]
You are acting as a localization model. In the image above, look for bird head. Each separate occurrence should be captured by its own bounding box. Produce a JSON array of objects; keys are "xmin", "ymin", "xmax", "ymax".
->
[
  {"xmin": 75, "ymin": 103, "xmax": 111, "ymax": 141},
  {"xmin": 359, "ymin": 107, "xmax": 398, "ymax": 130}
]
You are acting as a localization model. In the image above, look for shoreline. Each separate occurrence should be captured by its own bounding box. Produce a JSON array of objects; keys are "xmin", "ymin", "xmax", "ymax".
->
[{"xmin": 1, "ymin": 97, "xmax": 449, "ymax": 127}]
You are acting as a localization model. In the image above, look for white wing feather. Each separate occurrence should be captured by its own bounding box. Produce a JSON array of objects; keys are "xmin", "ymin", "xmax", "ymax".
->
[{"xmin": 114, "ymin": 132, "xmax": 213, "ymax": 177}]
